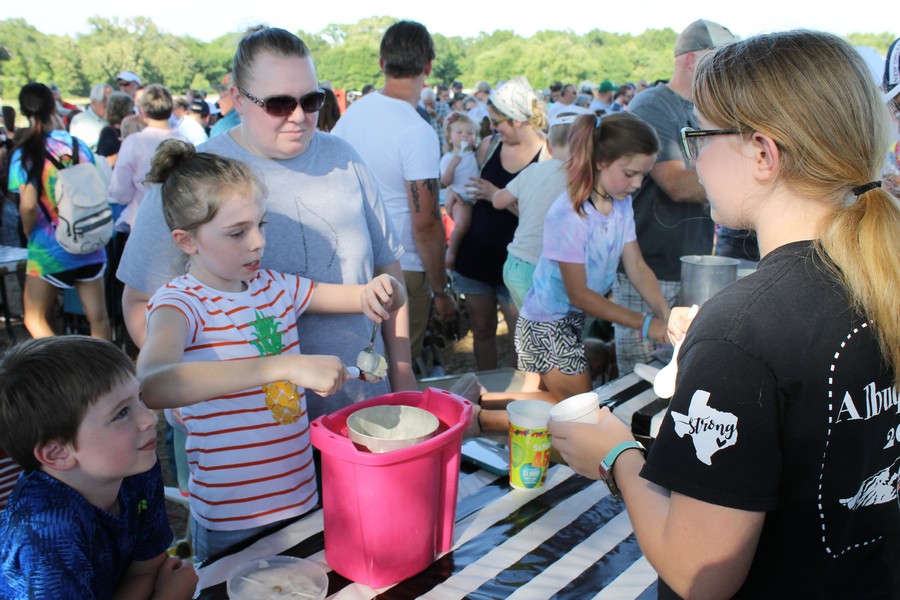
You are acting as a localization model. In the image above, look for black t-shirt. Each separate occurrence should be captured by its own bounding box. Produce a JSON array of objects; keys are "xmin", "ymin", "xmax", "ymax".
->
[
  {"xmin": 454, "ymin": 141, "xmax": 540, "ymax": 285},
  {"xmin": 642, "ymin": 241, "xmax": 899, "ymax": 598},
  {"xmin": 96, "ymin": 126, "xmax": 121, "ymax": 157}
]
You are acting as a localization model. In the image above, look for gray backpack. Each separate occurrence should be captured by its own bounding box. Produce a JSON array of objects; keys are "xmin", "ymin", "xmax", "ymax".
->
[{"xmin": 42, "ymin": 139, "xmax": 114, "ymax": 254}]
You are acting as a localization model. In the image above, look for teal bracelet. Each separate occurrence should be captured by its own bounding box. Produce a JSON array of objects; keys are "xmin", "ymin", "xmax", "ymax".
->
[{"xmin": 640, "ymin": 314, "xmax": 653, "ymax": 340}]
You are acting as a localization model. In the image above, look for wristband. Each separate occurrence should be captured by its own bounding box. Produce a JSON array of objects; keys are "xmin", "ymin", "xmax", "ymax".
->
[
  {"xmin": 640, "ymin": 314, "xmax": 653, "ymax": 340},
  {"xmin": 598, "ymin": 441, "xmax": 647, "ymax": 499}
]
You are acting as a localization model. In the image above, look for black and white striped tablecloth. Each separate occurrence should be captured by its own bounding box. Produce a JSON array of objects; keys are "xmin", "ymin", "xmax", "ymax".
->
[
  {"xmin": 597, "ymin": 369, "xmax": 670, "ymax": 448},
  {"xmin": 197, "ymin": 464, "xmax": 660, "ymax": 599}
]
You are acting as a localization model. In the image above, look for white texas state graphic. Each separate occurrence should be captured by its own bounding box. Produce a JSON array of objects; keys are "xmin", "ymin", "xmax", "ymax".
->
[{"xmin": 670, "ymin": 390, "xmax": 738, "ymax": 465}]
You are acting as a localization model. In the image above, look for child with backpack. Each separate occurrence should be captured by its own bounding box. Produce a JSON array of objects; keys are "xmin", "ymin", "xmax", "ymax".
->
[{"xmin": 7, "ymin": 83, "xmax": 112, "ymax": 339}]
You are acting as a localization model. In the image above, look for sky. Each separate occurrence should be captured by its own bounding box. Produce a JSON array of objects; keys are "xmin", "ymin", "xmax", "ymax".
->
[{"xmin": 7, "ymin": 0, "xmax": 898, "ymax": 43}]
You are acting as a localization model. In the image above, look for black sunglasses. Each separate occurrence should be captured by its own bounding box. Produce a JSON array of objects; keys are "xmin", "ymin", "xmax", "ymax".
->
[{"xmin": 237, "ymin": 86, "xmax": 326, "ymax": 117}]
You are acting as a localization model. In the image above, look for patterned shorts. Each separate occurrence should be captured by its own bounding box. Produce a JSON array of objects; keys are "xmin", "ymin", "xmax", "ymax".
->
[{"xmin": 514, "ymin": 312, "xmax": 587, "ymax": 375}]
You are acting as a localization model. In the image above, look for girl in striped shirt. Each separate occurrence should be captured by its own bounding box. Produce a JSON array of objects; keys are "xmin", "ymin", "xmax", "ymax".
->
[{"xmin": 136, "ymin": 139, "xmax": 405, "ymax": 562}]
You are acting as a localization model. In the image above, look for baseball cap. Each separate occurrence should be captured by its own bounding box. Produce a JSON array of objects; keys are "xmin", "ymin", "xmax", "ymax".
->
[
  {"xmin": 116, "ymin": 70, "xmax": 142, "ymax": 85},
  {"xmin": 579, "ymin": 80, "xmax": 596, "ymax": 93},
  {"xmin": 884, "ymin": 37, "xmax": 900, "ymax": 103},
  {"xmin": 549, "ymin": 106, "xmax": 593, "ymax": 128},
  {"xmin": 189, "ymin": 98, "xmax": 210, "ymax": 118},
  {"xmin": 598, "ymin": 79, "xmax": 616, "ymax": 93},
  {"xmin": 475, "ymin": 81, "xmax": 491, "ymax": 94},
  {"xmin": 674, "ymin": 19, "xmax": 738, "ymax": 56}
]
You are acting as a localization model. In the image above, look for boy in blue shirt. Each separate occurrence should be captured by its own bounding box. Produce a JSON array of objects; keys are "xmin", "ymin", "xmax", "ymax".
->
[{"xmin": 0, "ymin": 336, "xmax": 197, "ymax": 599}]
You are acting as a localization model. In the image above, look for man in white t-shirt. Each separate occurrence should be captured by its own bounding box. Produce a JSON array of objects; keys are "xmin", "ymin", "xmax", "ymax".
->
[
  {"xmin": 69, "ymin": 83, "xmax": 112, "ymax": 151},
  {"xmin": 175, "ymin": 98, "xmax": 209, "ymax": 146},
  {"xmin": 333, "ymin": 20, "xmax": 456, "ymax": 365},
  {"xmin": 547, "ymin": 83, "xmax": 577, "ymax": 119}
]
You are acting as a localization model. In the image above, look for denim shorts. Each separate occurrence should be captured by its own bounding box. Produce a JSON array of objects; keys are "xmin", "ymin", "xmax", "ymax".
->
[{"xmin": 452, "ymin": 271, "xmax": 512, "ymax": 304}]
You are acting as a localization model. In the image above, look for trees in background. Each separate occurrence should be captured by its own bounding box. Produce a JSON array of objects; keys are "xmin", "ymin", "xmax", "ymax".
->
[{"xmin": 0, "ymin": 16, "xmax": 895, "ymax": 100}]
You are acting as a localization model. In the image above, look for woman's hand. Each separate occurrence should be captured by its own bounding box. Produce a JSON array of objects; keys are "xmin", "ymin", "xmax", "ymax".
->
[
  {"xmin": 464, "ymin": 176, "xmax": 500, "ymax": 202},
  {"xmin": 667, "ymin": 305, "xmax": 698, "ymax": 345},
  {"xmin": 361, "ymin": 274, "xmax": 406, "ymax": 322},
  {"xmin": 548, "ymin": 408, "xmax": 635, "ymax": 479}
]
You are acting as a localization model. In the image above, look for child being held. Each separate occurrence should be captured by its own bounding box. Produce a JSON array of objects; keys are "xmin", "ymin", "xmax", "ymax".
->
[
  {"xmin": 0, "ymin": 336, "xmax": 197, "ymax": 599},
  {"xmin": 137, "ymin": 140, "xmax": 405, "ymax": 562},
  {"xmin": 440, "ymin": 112, "xmax": 480, "ymax": 270}
]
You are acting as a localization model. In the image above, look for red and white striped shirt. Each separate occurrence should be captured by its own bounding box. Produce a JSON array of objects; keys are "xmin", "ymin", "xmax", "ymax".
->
[
  {"xmin": 0, "ymin": 450, "xmax": 22, "ymax": 510},
  {"xmin": 148, "ymin": 270, "xmax": 317, "ymax": 531}
]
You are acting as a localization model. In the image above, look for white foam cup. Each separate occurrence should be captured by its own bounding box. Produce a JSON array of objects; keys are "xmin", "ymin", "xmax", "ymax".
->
[
  {"xmin": 507, "ymin": 400, "xmax": 552, "ymax": 429},
  {"xmin": 548, "ymin": 391, "xmax": 602, "ymax": 424}
]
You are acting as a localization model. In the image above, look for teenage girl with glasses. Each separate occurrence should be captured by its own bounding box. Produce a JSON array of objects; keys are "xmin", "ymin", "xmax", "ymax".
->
[{"xmin": 550, "ymin": 31, "xmax": 899, "ymax": 597}]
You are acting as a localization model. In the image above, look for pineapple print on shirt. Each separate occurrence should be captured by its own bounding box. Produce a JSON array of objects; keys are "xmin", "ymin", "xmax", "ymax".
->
[{"xmin": 249, "ymin": 310, "xmax": 303, "ymax": 425}]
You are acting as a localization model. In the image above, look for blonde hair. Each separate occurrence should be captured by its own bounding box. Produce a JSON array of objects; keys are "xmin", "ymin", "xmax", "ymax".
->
[
  {"xmin": 694, "ymin": 30, "xmax": 900, "ymax": 381},
  {"xmin": 443, "ymin": 111, "xmax": 476, "ymax": 140},
  {"xmin": 527, "ymin": 98, "xmax": 548, "ymax": 131},
  {"xmin": 145, "ymin": 139, "xmax": 266, "ymax": 233}
]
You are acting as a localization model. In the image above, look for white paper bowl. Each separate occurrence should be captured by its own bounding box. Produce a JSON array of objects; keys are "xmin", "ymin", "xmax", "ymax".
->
[
  {"xmin": 347, "ymin": 405, "xmax": 440, "ymax": 453},
  {"xmin": 226, "ymin": 555, "xmax": 328, "ymax": 600}
]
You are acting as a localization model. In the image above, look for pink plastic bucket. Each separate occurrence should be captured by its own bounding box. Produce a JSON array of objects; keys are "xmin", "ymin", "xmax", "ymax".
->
[{"xmin": 309, "ymin": 388, "xmax": 472, "ymax": 588}]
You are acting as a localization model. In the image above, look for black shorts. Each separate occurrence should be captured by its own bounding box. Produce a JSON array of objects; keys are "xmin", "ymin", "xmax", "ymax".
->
[{"xmin": 40, "ymin": 262, "xmax": 106, "ymax": 289}]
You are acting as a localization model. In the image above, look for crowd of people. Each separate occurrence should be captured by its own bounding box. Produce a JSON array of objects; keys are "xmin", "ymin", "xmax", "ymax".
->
[{"xmin": 0, "ymin": 16, "xmax": 898, "ymax": 599}]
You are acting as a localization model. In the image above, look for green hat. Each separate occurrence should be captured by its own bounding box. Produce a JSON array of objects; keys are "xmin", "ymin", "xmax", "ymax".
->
[{"xmin": 598, "ymin": 80, "xmax": 616, "ymax": 93}]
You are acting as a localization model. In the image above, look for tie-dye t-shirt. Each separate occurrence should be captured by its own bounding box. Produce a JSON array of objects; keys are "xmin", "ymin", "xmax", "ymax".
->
[
  {"xmin": 520, "ymin": 192, "xmax": 636, "ymax": 322},
  {"xmin": 7, "ymin": 130, "xmax": 107, "ymax": 277}
]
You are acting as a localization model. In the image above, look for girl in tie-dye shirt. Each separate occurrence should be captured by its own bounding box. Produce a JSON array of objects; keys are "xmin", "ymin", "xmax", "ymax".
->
[
  {"xmin": 7, "ymin": 83, "xmax": 110, "ymax": 339},
  {"xmin": 514, "ymin": 112, "xmax": 671, "ymax": 401}
]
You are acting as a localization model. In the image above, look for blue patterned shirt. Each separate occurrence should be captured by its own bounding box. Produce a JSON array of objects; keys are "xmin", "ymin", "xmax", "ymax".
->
[{"xmin": 0, "ymin": 461, "xmax": 172, "ymax": 599}]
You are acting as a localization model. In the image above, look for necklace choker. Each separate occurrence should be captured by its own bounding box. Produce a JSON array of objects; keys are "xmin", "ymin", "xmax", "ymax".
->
[{"xmin": 592, "ymin": 187, "xmax": 614, "ymax": 202}]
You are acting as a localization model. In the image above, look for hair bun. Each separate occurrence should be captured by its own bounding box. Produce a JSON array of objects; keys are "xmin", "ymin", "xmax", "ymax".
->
[{"xmin": 146, "ymin": 139, "xmax": 197, "ymax": 184}]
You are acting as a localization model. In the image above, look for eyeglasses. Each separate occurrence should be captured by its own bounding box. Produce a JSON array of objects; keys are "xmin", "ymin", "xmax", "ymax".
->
[
  {"xmin": 680, "ymin": 127, "xmax": 741, "ymax": 162},
  {"xmin": 490, "ymin": 115, "xmax": 510, "ymax": 127},
  {"xmin": 237, "ymin": 86, "xmax": 326, "ymax": 117}
]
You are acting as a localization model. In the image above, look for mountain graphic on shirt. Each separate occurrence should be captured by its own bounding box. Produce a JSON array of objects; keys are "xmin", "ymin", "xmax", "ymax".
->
[
  {"xmin": 839, "ymin": 457, "xmax": 900, "ymax": 510},
  {"xmin": 670, "ymin": 390, "xmax": 738, "ymax": 466}
]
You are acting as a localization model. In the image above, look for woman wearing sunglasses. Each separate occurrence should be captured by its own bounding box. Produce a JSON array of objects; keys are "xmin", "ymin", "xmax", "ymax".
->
[
  {"xmin": 550, "ymin": 31, "xmax": 899, "ymax": 597},
  {"xmin": 119, "ymin": 27, "xmax": 412, "ymax": 422},
  {"xmin": 450, "ymin": 76, "xmax": 548, "ymax": 375}
]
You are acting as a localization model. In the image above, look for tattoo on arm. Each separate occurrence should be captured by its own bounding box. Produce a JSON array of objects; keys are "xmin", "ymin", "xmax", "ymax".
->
[{"xmin": 408, "ymin": 179, "xmax": 442, "ymax": 220}]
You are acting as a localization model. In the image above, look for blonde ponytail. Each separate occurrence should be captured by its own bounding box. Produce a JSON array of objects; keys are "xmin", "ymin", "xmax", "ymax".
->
[{"xmin": 818, "ymin": 186, "xmax": 900, "ymax": 380}]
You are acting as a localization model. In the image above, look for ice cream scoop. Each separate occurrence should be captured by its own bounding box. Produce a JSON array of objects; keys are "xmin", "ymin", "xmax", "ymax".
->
[{"xmin": 355, "ymin": 320, "xmax": 387, "ymax": 383}]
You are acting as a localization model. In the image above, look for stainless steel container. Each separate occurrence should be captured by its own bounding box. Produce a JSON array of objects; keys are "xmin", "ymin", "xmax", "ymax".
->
[{"xmin": 680, "ymin": 255, "xmax": 739, "ymax": 306}]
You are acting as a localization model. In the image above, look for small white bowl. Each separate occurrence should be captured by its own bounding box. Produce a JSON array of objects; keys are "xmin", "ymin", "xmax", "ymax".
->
[
  {"xmin": 226, "ymin": 555, "xmax": 328, "ymax": 600},
  {"xmin": 347, "ymin": 405, "xmax": 440, "ymax": 453}
]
